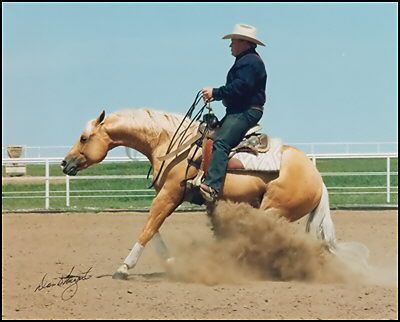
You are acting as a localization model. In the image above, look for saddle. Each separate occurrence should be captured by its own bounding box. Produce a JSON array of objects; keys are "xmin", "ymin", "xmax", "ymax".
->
[
  {"xmin": 185, "ymin": 122, "xmax": 271, "ymax": 195},
  {"xmin": 231, "ymin": 126, "xmax": 270, "ymax": 154},
  {"xmin": 197, "ymin": 123, "xmax": 270, "ymax": 173},
  {"xmin": 156, "ymin": 112, "xmax": 271, "ymax": 204}
]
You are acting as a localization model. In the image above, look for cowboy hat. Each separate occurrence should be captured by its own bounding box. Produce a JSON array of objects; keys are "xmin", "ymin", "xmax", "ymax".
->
[{"xmin": 222, "ymin": 23, "xmax": 266, "ymax": 47}]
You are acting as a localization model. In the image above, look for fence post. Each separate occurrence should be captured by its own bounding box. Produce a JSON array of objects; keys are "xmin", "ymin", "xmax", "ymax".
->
[
  {"xmin": 386, "ymin": 156, "xmax": 391, "ymax": 203},
  {"xmin": 45, "ymin": 159, "xmax": 50, "ymax": 209},
  {"xmin": 66, "ymin": 175, "xmax": 70, "ymax": 207},
  {"xmin": 312, "ymin": 154, "xmax": 316, "ymax": 166}
]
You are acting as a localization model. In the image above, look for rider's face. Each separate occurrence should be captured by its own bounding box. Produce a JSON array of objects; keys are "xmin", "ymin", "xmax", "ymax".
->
[{"xmin": 230, "ymin": 39, "xmax": 251, "ymax": 57}]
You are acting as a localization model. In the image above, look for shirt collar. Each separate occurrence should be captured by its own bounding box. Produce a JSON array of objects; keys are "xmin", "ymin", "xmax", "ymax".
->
[{"xmin": 235, "ymin": 47, "xmax": 258, "ymax": 61}]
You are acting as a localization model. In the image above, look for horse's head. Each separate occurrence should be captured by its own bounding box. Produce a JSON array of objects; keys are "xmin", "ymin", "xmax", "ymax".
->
[{"xmin": 61, "ymin": 111, "xmax": 111, "ymax": 175}]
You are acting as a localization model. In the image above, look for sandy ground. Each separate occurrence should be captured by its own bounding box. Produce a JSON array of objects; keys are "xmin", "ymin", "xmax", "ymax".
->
[{"xmin": 2, "ymin": 208, "xmax": 398, "ymax": 320}]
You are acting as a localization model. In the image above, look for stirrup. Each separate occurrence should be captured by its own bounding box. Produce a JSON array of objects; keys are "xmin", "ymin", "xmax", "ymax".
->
[{"xmin": 199, "ymin": 184, "xmax": 218, "ymax": 203}]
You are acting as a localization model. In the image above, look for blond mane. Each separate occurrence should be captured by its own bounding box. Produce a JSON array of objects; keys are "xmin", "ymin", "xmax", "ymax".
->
[{"xmin": 111, "ymin": 108, "xmax": 199, "ymax": 137}]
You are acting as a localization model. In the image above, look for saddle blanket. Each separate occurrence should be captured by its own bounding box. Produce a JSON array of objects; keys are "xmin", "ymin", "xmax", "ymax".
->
[{"xmin": 234, "ymin": 137, "xmax": 283, "ymax": 172}]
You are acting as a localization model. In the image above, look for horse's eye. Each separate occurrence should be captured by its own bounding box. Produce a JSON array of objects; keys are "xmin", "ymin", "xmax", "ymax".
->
[{"xmin": 80, "ymin": 136, "xmax": 87, "ymax": 143}]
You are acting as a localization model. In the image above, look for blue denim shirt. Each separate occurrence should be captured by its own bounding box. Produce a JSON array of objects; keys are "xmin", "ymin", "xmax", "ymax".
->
[{"xmin": 212, "ymin": 48, "xmax": 267, "ymax": 113}]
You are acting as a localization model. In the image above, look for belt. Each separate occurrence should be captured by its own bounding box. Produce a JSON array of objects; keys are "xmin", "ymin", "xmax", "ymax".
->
[{"xmin": 226, "ymin": 106, "xmax": 264, "ymax": 114}]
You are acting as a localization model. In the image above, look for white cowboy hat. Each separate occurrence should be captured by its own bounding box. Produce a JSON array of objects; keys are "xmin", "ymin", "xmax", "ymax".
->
[{"xmin": 222, "ymin": 23, "xmax": 266, "ymax": 47}]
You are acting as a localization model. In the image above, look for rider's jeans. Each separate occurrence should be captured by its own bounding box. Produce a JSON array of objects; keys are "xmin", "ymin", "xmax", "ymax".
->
[{"xmin": 203, "ymin": 107, "xmax": 263, "ymax": 193}]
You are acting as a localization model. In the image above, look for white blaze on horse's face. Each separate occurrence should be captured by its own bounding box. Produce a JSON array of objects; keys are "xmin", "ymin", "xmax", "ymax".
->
[{"xmin": 61, "ymin": 111, "xmax": 109, "ymax": 176}]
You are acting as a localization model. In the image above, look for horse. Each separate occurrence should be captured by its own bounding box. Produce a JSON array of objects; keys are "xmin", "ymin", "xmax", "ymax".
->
[{"xmin": 61, "ymin": 108, "xmax": 338, "ymax": 280}]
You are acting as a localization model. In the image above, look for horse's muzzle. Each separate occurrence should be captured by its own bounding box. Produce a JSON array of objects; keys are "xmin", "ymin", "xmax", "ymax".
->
[{"xmin": 61, "ymin": 158, "xmax": 80, "ymax": 176}]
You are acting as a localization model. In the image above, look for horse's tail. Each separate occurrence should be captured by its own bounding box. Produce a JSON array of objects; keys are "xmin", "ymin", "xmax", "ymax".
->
[
  {"xmin": 306, "ymin": 183, "xmax": 370, "ymax": 273},
  {"xmin": 306, "ymin": 182, "xmax": 337, "ymax": 251}
]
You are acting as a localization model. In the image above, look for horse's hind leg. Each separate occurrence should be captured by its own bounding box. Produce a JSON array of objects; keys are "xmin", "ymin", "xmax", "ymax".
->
[{"xmin": 259, "ymin": 192, "xmax": 286, "ymax": 217}]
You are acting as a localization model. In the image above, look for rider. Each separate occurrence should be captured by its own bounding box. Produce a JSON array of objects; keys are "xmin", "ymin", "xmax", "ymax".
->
[{"xmin": 200, "ymin": 23, "xmax": 267, "ymax": 202}]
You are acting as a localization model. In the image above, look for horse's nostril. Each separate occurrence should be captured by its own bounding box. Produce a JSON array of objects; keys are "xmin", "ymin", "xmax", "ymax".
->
[{"xmin": 61, "ymin": 160, "xmax": 67, "ymax": 167}]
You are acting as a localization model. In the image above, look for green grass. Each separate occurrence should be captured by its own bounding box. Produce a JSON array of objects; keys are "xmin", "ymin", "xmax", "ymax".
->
[
  {"xmin": 317, "ymin": 158, "xmax": 398, "ymax": 206},
  {"xmin": 329, "ymin": 193, "xmax": 397, "ymax": 207},
  {"xmin": 316, "ymin": 158, "xmax": 397, "ymax": 173},
  {"xmin": 2, "ymin": 159, "xmax": 398, "ymax": 211}
]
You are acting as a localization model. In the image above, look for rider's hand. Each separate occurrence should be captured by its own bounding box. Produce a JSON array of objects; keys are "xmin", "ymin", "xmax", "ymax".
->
[{"xmin": 201, "ymin": 87, "xmax": 213, "ymax": 102}]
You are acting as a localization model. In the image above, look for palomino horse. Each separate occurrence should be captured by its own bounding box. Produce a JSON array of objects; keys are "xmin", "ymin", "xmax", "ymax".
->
[{"xmin": 61, "ymin": 108, "xmax": 337, "ymax": 280}]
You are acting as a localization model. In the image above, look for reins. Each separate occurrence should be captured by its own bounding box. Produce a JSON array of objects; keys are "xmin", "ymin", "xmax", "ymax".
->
[{"xmin": 148, "ymin": 91, "xmax": 210, "ymax": 188}]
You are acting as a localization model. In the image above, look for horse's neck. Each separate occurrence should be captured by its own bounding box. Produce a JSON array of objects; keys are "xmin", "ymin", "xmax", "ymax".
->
[{"xmin": 106, "ymin": 114, "xmax": 175, "ymax": 164}]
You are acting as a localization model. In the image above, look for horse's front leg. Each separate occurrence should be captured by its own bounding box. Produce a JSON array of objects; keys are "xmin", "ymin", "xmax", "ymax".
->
[{"xmin": 112, "ymin": 187, "xmax": 182, "ymax": 280}]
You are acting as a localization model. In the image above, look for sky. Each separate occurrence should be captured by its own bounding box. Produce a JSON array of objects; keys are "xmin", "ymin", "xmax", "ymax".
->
[{"xmin": 2, "ymin": 2, "xmax": 398, "ymax": 156}]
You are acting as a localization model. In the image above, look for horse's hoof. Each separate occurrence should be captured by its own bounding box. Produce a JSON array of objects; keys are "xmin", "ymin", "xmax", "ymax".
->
[{"xmin": 112, "ymin": 271, "xmax": 128, "ymax": 280}]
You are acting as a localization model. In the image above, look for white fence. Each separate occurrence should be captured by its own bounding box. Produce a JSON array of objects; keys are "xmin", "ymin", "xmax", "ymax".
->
[
  {"xmin": 2, "ymin": 142, "xmax": 398, "ymax": 158},
  {"xmin": 291, "ymin": 142, "xmax": 398, "ymax": 154},
  {"xmin": 2, "ymin": 153, "xmax": 398, "ymax": 210}
]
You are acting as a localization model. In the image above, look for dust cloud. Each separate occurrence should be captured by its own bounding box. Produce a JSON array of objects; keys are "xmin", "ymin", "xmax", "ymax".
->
[{"xmin": 166, "ymin": 201, "xmax": 369, "ymax": 286}]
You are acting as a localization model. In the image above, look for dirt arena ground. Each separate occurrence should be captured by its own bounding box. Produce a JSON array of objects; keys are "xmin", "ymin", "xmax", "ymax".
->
[{"xmin": 2, "ymin": 207, "xmax": 398, "ymax": 319}]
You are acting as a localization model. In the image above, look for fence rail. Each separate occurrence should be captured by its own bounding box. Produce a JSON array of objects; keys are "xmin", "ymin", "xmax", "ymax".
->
[
  {"xmin": 2, "ymin": 153, "xmax": 398, "ymax": 210},
  {"xmin": 3, "ymin": 142, "xmax": 398, "ymax": 158}
]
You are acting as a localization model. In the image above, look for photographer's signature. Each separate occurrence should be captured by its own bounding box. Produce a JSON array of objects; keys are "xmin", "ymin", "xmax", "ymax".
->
[{"xmin": 34, "ymin": 266, "xmax": 93, "ymax": 301}]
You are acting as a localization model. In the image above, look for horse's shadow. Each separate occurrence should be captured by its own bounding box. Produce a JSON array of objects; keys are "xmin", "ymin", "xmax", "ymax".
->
[
  {"xmin": 97, "ymin": 271, "xmax": 167, "ymax": 282},
  {"xmin": 128, "ymin": 272, "xmax": 166, "ymax": 282},
  {"xmin": 110, "ymin": 271, "xmax": 166, "ymax": 283}
]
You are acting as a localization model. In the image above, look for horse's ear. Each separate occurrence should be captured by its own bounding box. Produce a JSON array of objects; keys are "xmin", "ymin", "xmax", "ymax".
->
[{"xmin": 96, "ymin": 110, "xmax": 106, "ymax": 125}]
